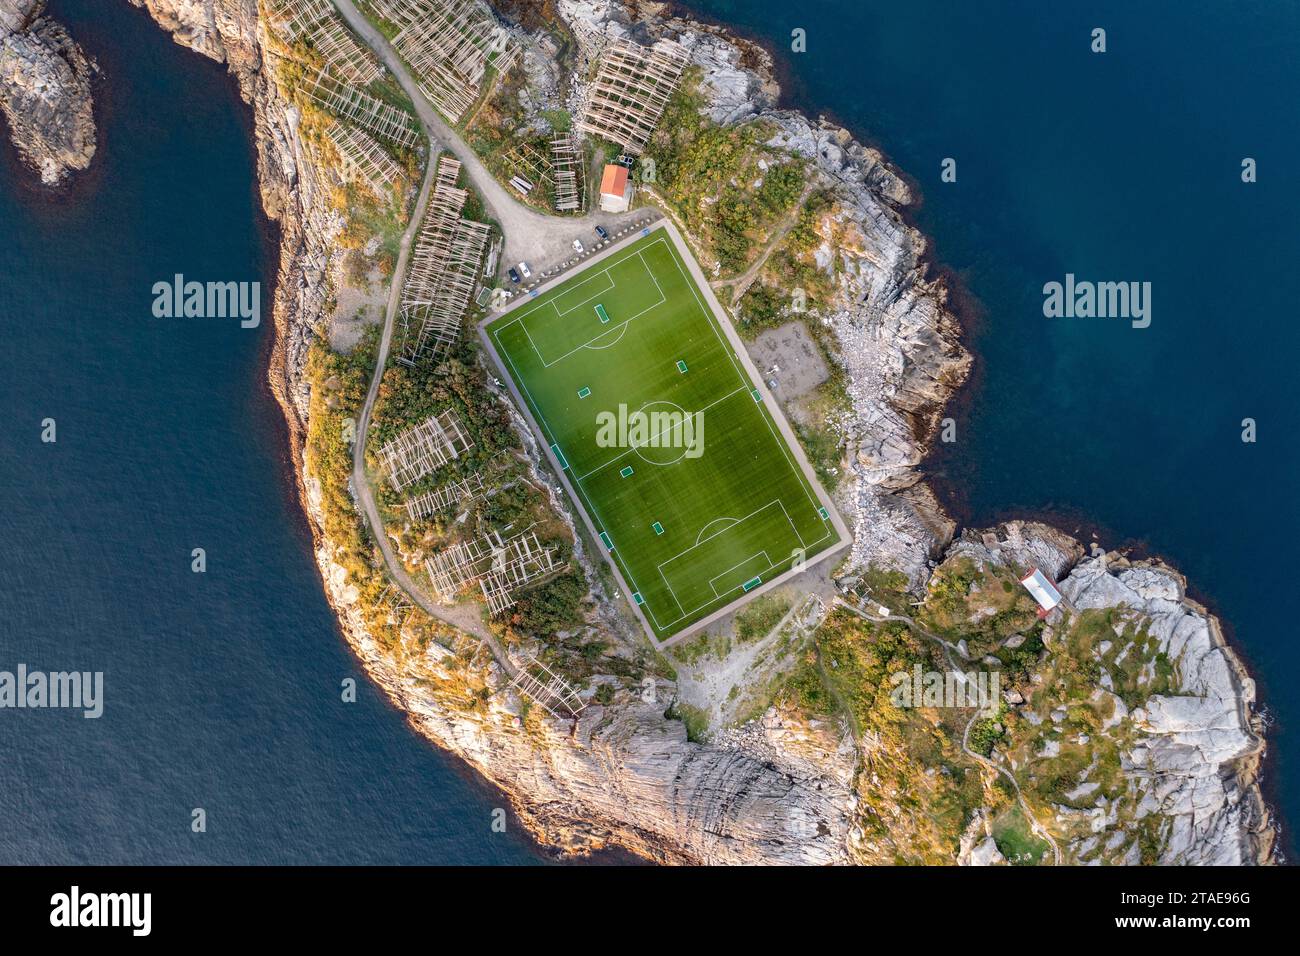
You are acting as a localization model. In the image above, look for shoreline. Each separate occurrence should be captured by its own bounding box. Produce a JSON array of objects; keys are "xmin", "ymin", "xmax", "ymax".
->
[
  {"xmin": 666, "ymin": 0, "xmax": 1281, "ymax": 863},
  {"xmin": 118, "ymin": 0, "xmax": 1277, "ymax": 864}
]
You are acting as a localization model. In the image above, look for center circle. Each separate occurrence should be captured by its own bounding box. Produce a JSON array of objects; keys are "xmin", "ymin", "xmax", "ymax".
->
[{"xmin": 633, "ymin": 401, "xmax": 691, "ymax": 466}]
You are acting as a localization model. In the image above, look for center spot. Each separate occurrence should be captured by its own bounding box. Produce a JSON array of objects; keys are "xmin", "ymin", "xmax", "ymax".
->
[{"xmin": 633, "ymin": 400, "xmax": 690, "ymax": 466}]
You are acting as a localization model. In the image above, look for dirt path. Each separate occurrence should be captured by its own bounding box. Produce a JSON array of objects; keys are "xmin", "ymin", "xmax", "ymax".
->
[
  {"xmin": 346, "ymin": 126, "xmax": 508, "ymax": 650},
  {"xmin": 712, "ymin": 181, "xmax": 816, "ymax": 308},
  {"xmin": 836, "ymin": 598, "xmax": 1063, "ymax": 864},
  {"xmin": 332, "ymin": 0, "xmax": 645, "ymax": 273},
  {"xmin": 333, "ymin": 1, "xmax": 518, "ymax": 674}
]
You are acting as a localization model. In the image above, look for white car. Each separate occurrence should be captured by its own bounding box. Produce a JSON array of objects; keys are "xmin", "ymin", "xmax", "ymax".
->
[
  {"xmin": 517, "ymin": 261, "xmax": 532, "ymax": 279},
  {"xmin": 572, "ymin": 239, "xmax": 585, "ymax": 254}
]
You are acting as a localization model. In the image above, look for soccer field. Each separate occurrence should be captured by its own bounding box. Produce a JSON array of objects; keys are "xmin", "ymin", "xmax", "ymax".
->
[{"xmin": 482, "ymin": 224, "xmax": 846, "ymax": 643}]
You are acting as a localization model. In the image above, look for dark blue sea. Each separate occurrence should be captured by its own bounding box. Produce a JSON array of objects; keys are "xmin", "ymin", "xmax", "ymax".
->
[
  {"xmin": 676, "ymin": 0, "xmax": 1299, "ymax": 856},
  {"xmin": 5, "ymin": 0, "xmax": 1295, "ymax": 865},
  {"xmin": 0, "ymin": 0, "xmax": 587, "ymax": 864}
]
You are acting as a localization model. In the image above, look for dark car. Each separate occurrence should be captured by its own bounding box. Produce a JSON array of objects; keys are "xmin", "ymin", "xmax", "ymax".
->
[
  {"xmin": 594, "ymin": 225, "xmax": 609, "ymax": 240},
  {"xmin": 507, "ymin": 267, "xmax": 521, "ymax": 283}
]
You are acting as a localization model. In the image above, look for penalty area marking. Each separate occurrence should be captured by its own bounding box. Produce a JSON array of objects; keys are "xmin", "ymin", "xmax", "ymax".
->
[
  {"xmin": 496, "ymin": 239, "xmax": 670, "ymax": 369},
  {"xmin": 708, "ymin": 551, "xmax": 771, "ymax": 598},
  {"xmin": 695, "ymin": 516, "xmax": 738, "ymax": 545}
]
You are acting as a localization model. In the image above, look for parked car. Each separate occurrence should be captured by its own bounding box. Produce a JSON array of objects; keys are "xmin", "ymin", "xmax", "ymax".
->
[
  {"xmin": 507, "ymin": 267, "xmax": 520, "ymax": 283},
  {"xmin": 517, "ymin": 261, "xmax": 532, "ymax": 279},
  {"xmin": 594, "ymin": 225, "xmax": 609, "ymax": 240},
  {"xmin": 572, "ymin": 239, "xmax": 585, "ymax": 254}
]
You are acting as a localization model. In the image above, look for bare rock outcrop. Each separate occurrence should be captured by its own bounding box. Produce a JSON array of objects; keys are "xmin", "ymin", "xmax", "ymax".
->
[
  {"xmin": 560, "ymin": 0, "xmax": 969, "ymax": 586},
  {"xmin": 134, "ymin": 0, "xmax": 857, "ymax": 865},
  {"xmin": 0, "ymin": 0, "xmax": 96, "ymax": 183},
  {"xmin": 948, "ymin": 521, "xmax": 1274, "ymax": 864},
  {"xmin": 128, "ymin": 0, "xmax": 1273, "ymax": 865},
  {"xmin": 1060, "ymin": 552, "xmax": 1272, "ymax": 864}
]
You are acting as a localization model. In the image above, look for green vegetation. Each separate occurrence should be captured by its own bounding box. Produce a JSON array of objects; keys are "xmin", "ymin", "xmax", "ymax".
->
[
  {"xmin": 918, "ymin": 555, "xmax": 1041, "ymax": 657},
  {"xmin": 304, "ymin": 329, "xmax": 457, "ymax": 659},
  {"xmin": 858, "ymin": 563, "xmax": 912, "ymax": 615},
  {"xmin": 508, "ymin": 570, "xmax": 588, "ymax": 635},
  {"xmin": 734, "ymin": 594, "xmax": 792, "ymax": 645},
  {"xmin": 991, "ymin": 805, "xmax": 1050, "ymax": 865},
  {"xmin": 967, "ymin": 709, "xmax": 1006, "ymax": 757},
  {"xmin": 794, "ymin": 420, "xmax": 843, "ymax": 493},
  {"xmin": 782, "ymin": 609, "xmax": 989, "ymax": 863},
  {"xmin": 540, "ymin": 108, "xmax": 571, "ymax": 131},
  {"xmin": 362, "ymin": 340, "xmax": 589, "ymax": 643},
  {"xmin": 666, "ymin": 701, "xmax": 711, "ymax": 742},
  {"xmin": 333, "ymin": 181, "xmax": 408, "ymax": 276},
  {"xmin": 646, "ymin": 72, "xmax": 809, "ymax": 275},
  {"xmin": 484, "ymin": 230, "xmax": 842, "ymax": 639},
  {"xmin": 670, "ymin": 630, "xmax": 732, "ymax": 666},
  {"xmin": 464, "ymin": 68, "xmax": 587, "ymax": 214}
]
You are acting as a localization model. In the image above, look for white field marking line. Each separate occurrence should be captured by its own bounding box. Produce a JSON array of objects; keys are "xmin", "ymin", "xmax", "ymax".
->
[
  {"xmin": 580, "ymin": 320, "xmax": 630, "ymax": 351},
  {"xmin": 493, "ymin": 287, "xmax": 674, "ymax": 634},
  {"xmin": 669, "ymin": 556, "xmax": 781, "ymax": 621},
  {"xmin": 632, "ymin": 511, "xmax": 834, "ymax": 632},
  {"xmin": 531, "ymin": 286, "xmax": 664, "ymax": 368},
  {"xmin": 667, "ymin": 523, "xmax": 832, "ymax": 621},
  {"xmin": 656, "ymin": 565, "xmax": 688, "ymax": 620},
  {"xmin": 656, "ymin": 502, "xmax": 785, "ymax": 624},
  {"xmin": 695, "ymin": 515, "xmax": 738, "ymax": 545},
  {"xmin": 574, "ymin": 386, "xmax": 746, "ymax": 483},
  {"xmin": 657, "ymin": 499, "xmax": 784, "ymax": 579},
  {"xmin": 777, "ymin": 499, "xmax": 807, "ymax": 551},
  {"xmin": 487, "ymin": 236, "xmax": 671, "ymax": 448},
  {"xmin": 551, "ymin": 270, "xmax": 615, "ymax": 317},
  {"xmin": 489, "ymin": 235, "xmax": 835, "ymax": 637},
  {"xmin": 652, "ymin": 522, "xmax": 838, "ymax": 630},
  {"xmin": 495, "ymin": 236, "xmax": 671, "ymax": 369},
  {"xmin": 653, "ymin": 499, "xmax": 816, "ymax": 623},
  {"xmin": 664, "ymin": 243, "xmax": 828, "ymax": 523},
  {"xmin": 495, "ymin": 236, "xmax": 668, "ymax": 328},
  {"xmin": 637, "ymin": 248, "xmax": 667, "ymax": 300},
  {"xmin": 709, "ymin": 551, "xmax": 770, "ymax": 598}
]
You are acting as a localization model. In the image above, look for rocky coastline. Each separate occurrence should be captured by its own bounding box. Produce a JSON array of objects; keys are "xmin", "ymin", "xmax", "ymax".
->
[
  {"xmin": 123, "ymin": 0, "xmax": 1274, "ymax": 864},
  {"xmin": 0, "ymin": 0, "xmax": 96, "ymax": 184}
]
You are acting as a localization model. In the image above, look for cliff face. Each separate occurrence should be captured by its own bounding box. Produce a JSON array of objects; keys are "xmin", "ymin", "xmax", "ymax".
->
[
  {"xmin": 127, "ymin": 0, "xmax": 1273, "ymax": 864},
  {"xmin": 561, "ymin": 0, "xmax": 969, "ymax": 592},
  {"xmin": 1058, "ymin": 553, "xmax": 1271, "ymax": 863},
  {"xmin": 940, "ymin": 522, "xmax": 1272, "ymax": 865},
  {"xmin": 0, "ymin": 0, "xmax": 96, "ymax": 183},
  {"xmin": 332, "ymin": 589, "xmax": 858, "ymax": 863},
  {"xmin": 133, "ymin": 0, "xmax": 860, "ymax": 865}
]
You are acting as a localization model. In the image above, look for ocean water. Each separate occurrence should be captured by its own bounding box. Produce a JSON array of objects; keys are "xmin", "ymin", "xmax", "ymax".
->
[
  {"xmin": 5, "ymin": 0, "xmax": 1293, "ymax": 868},
  {"xmin": 675, "ymin": 0, "xmax": 1299, "ymax": 856},
  {"xmin": 0, "ymin": 0, "xmax": 568, "ymax": 864}
]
